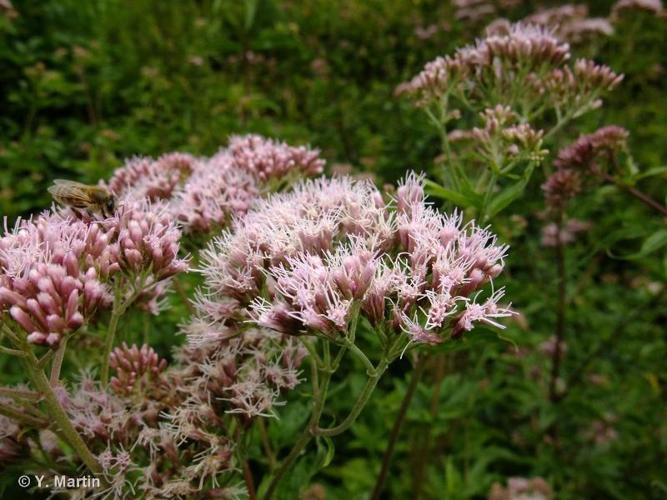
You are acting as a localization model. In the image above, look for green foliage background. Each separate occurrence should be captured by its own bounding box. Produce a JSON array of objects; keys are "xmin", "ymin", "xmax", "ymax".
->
[{"xmin": 1, "ymin": 1, "xmax": 666, "ymax": 499}]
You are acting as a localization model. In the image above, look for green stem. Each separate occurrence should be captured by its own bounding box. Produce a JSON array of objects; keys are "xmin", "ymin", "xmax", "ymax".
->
[
  {"xmin": 264, "ymin": 345, "xmax": 332, "ymax": 499},
  {"xmin": 22, "ymin": 350, "xmax": 102, "ymax": 475},
  {"xmin": 264, "ymin": 307, "xmax": 378, "ymax": 498},
  {"xmin": 100, "ymin": 280, "xmax": 135, "ymax": 386},
  {"xmin": 257, "ymin": 418, "xmax": 277, "ymax": 471},
  {"xmin": 371, "ymin": 355, "xmax": 426, "ymax": 499},
  {"xmin": 0, "ymin": 345, "xmax": 27, "ymax": 357},
  {"xmin": 50, "ymin": 336, "xmax": 68, "ymax": 385},
  {"xmin": 314, "ymin": 359, "xmax": 388, "ymax": 437},
  {"xmin": 0, "ymin": 402, "xmax": 47, "ymax": 427},
  {"xmin": 345, "ymin": 339, "xmax": 375, "ymax": 374},
  {"xmin": 0, "ymin": 386, "xmax": 40, "ymax": 401}
]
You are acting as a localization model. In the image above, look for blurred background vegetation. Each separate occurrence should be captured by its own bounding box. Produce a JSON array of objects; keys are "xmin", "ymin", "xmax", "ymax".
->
[{"xmin": 1, "ymin": 1, "xmax": 666, "ymax": 499}]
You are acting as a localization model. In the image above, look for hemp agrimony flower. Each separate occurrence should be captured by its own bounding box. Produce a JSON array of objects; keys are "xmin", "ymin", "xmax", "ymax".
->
[
  {"xmin": 196, "ymin": 172, "xmax": 512, "ymax": 350},
  {"xmin": 105, "ymin": 134, "xmax": 324, "ymax": 234}
]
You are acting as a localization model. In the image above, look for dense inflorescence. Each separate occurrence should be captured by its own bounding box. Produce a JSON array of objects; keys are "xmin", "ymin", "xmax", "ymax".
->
[
  {"xmin": 0, "ymin": 203, "xmax": 187, "ymax": 346},
  {"xmin": 397, "ymin": 23, "xmax": 622, "ymax": 119},
  {"xmin": 107, "ymin": 134, "xmax": 324, "ymax": 234},
  {"xmin": 486, "ymin": 5, "xmax": 614, "ymax": 44},
  {"xmin": 194, "ymin": 173, "xmax": 512, "ymax": 349}
]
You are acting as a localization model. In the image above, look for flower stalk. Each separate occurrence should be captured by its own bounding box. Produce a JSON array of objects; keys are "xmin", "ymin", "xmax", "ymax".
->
[{"xmin": 15, "ymin": 336, "xmax": 103, "ymax": 475}]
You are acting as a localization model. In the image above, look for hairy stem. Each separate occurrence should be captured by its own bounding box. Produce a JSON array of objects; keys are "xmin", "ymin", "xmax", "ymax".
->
[
  {"xmin": 314, "ymin": 359, "xmax": 388, "ymax": 437},
  {"xmin": 100, "ymin": 304, "xmax": 123, "ymax": 386},
  {"xmin": 50, "ymin": 335, "xmax": 68, "ymax": 385},
  {"xmin": 371, "ymin": 355, "xmax": 426, "ymax": 500},
  {"xmin": 22, "ymin": 349, "xmax": 102, "ymax": 475},
  {"xmin": 100, "ymin": 280, "xmax": 136, "ymax": 386},
  {"xmin": 0, "ymin": 386, "xmax": 41, "ymax": 401},
  {"xmin": 0, "ymin": 402, "xmax": 47, "ymax": 427}
]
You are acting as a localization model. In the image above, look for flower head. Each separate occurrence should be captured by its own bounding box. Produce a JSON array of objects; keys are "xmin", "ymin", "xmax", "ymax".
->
[
  {"xmin": 0, "ymin": 212, "xmax": 114, "ymax": 346},
  {"xmin": 109, "ymin": 343, "xmax": 168, "ymax": 396},
  {"xmin": 399, "ymin": 22, "xmax": 622, "ymax": 120},
  {"xmin": 108, "ymin": 153, "xmax": 196, "ymax": 203},
  {"xmin": 228, "ymin": 134, "xmax": 325, "ymax": 182},
  {"xmin": 554, "ymin": 126, "xmax": 629, "ymax": 172},
  {"xmin": 195, "ymin": 173, "xmax": 512, "ymax": 350}
]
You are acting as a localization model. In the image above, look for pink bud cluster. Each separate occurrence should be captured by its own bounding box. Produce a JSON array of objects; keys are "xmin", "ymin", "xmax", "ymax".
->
[
  {"xmin": 112, "ymin": 202, "xmax": 189, "ymax": 281},
  {"xmin": 106, "ymin": 135, "xmax": 324, "ymax": 234},
  {"xmin": 398, "ymin": 23, "xmax": 622, "ymax": 116},
  {"xmin": 542, "ymin": 126, "xmax": 628, "ymax": 212},
  {"xmin": 611, "ymin": 0, "xmax": 663, "ymax": 19},
  {"xmin": 0, "ymin": 212, "xmax": 114, "ymax": 346},
  {"xmin": 194, "ymin": 173, "xmax": 512, "ymax": 350},
  {"xmin": 541, "ymin": 219, "xmax": 591, "ymax": 247},
  {"xmin": 398, "ymin": 24, "xmax": 569, "ymax": 105},
  {"xmin": 109, "ymin": 343, "xmax": 168, "ymax": 396},
  {"xmin": 467, "ymin": 106, "xmax": 545, "ymax": 162},
  {"xmin": 542, "ymin": 169, "xmax": 582, "ymax": 210},
  {"xmin": 228, "ymin": 134, "xmax": 325, "ymax": 182},
  {"xmin": 488, "ymin": 6, "xmax": 613, "ymax": 44},
  {"xmin": 554, "ymin": 126, "xmax": 629, "ymax": 172},
  {"xmin": 108, "ymin": 153, "xmax": 196, "ymax": 203},
  {"xmin": 1, "ymin": 201, "xmax": 188, "ymax": 345}
]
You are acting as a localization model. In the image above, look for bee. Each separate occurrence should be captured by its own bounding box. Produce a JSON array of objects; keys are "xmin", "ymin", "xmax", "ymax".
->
[{"xmin": 48, "ymin": 179, "xmax": 116, "ymax": 218}]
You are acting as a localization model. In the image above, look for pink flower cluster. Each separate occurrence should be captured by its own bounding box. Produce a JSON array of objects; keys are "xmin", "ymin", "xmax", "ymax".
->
[
  {"xmin": 397, "ymin": 24, "xmax": 569, "ymax": 104},
  {"xmin": 58, "ymin": 376, "xmax": 129, "ymax": 442},
  {"xmin": 228, "ymin": 134, "xmax": 325, "ymax": 182},
  {"xmin": 107, "ymin": 134, "xmax": 324, "ymax": 233},
  {"xmin": 554, "ymin": 126, "xmax": 629, "ymax": 172},
  {"xmin": 107, "ymin": 153, "xmax": 195, "ymax": 203},
  {"xmin": 0, "ymin": 212, "xmax": 114, "ymax": 346},
  {"xmin": 194, "ymin": 173, "xmax": 512, "ymax": 349},
  {"xmin": 541, "ymin": 219, "xmax": 591, "ymax": 247},
  {"xmin": 109, "ymin": 343, "xmax": 168, "ymax": 397},
  {"xmin": 542, "ymin": 126, "xmax": 628, "ymax": 212},
  {"xmin": 487, "ymin": 6, "xmax": 613, "ymax": 44},
  {"xmin": 174, "ymin": 328, "xmax": 306, "ymax": 418},
  {"xmin": 611, "ymin": 0, "xmax": 663, "ymax": 18},
  {"xmin": 397, "ymin": 23, "xmax": 622, "ymax": 114},
  {"xmin": 0, "ymin": 202, "xmax": 188, "ymax": 346}
]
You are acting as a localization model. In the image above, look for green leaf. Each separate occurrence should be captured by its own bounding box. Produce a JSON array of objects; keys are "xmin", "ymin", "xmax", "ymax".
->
[
  {"xmin": 424, "ymin": 179, "xmax": 479, "ymax": 209},
  {"xmin": 485, "ymin": 164, "xmax": 535, "ymax": 218},
  {"xmin": 630, "ymin": 166, "xmax": 667, "ymax": 182},
  {"xmin": 624, "ymin": 229, "xmax": 667, "ymax": 260},
  {"xmin": 315, "ymin": 435, "xmax": 336, "ymax": 469}
]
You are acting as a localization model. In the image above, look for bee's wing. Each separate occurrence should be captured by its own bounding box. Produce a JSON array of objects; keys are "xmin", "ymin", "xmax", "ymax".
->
[{"xmin": 48, "ymin": 180, "xmax": 94, "ymax": 207}]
